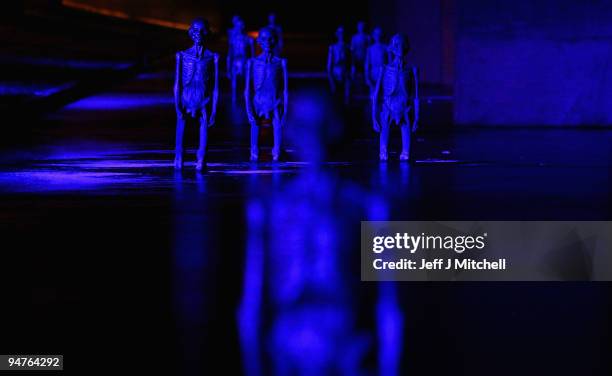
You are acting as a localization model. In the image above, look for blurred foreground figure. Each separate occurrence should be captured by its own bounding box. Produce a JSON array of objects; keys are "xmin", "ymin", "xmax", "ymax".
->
[
  {"xmin": 327, "ymin": 26, "xmax": 351, "ymax": 105},
  {"xmin": 365, "ymin": 27, "xmax": 388, "ymax": 95},
  {"xmin": 174, "ymin": 18, "xmax": 219, "ymax": 171},
  {"xmin": 228, "ymin": 18, "xmax": 255, "ymax": 101},
  {"xmin": 267, "ymin": 13, "xmax": 283, "ymax": 56},
  {"xmin": 245, "ymin": 27, "xmax": 288, "ymax": 161},
  {"xmin": 237, "ymin": 170, "xmax": 403, "ymax": 376},
  {"xmin": 372, "ymin": 34, "xmax": 419, "ymax": 161},
  {"xmin": 351, "ymin": 21, "xmax": 371, "ymax": 83}
]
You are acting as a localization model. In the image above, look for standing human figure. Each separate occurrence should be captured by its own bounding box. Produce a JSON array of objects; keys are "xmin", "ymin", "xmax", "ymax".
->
[
  {"xmin": 228, "ymin": 15, "xmax": 242, "ymax": 41},
  {"xmin": 365, "ymin": 27, "xmax": 388, "ymax": 96},
  {"xmin": 372, "ymin": 34, "xmax": 419, "ymax": 161},
  {"xmin": 327, "ymin": 26, "xmax": 351, "ymax": 105},
  {"xmin": 174, "ymin": 18, "xmax": 219, "ymax": 171},
  {"xmin": 227, "ymin": 18, "xmax": 255, "ymax": 102},
  {"xmin": 267, "ymin": 13, "xmax": 283, "ymax": 56},
  {"xmin": 245, "ymin": 27, "xmax": 289, "ymax": 161},
  {"xmin": 350, "ymin": 21, "xmax": 371, "ymax": 83}
]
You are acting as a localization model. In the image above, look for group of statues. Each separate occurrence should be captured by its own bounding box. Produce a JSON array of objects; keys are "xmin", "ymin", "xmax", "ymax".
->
[
  {"xmin": 173, "ymin": 17, "xmax": 418, "ymax": 170},
  {"xmin": 174, "ymin": 17, "xmax": 287, "ymax": 170},
  {"xmin": 328, "ymin": 22, "xmax": 419, "ymax": 161}
]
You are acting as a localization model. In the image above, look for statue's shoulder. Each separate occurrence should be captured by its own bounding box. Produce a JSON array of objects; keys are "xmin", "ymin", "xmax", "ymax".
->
[
  {"xmin": 178, "ymin": 46, "xmax": 195, "ymax": 55},
  {"xmin": 404, "ymin": 65, "xmax": 418, "ymax": 75},
  {"xmin": 178, "ymin": 47, "xmax": 197, "ymax": 59},
  {"xmin": 272, "ymin": 56, "xmax": 285, "ymax": 66},
  {"xmin": 202, "ymin": 49, "xmax": 218, "ymax": 60}
]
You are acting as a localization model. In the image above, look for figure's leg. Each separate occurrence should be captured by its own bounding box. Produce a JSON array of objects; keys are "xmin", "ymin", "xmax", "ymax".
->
[
  {"xmin": 250, "ymin": 122, "xmax": 259, "ymax": 161},
  {"xmin": 272, "ymin": 112, "xmax": 282, "ymax": 161},
  {"xmin": 400, "ymin": 123, "xmax": 411, "ymax": 161},
  {"xmin": 344, "ymin": 78, "xmax": 351, "ymax": 105},
  {"xmin": 175, "ymin": 116, "xmax": 186, "ymax": 169},
  {"xmin": 379, "ymin": 119, "xmax": 390, "ymax": 161},
  {"xmin": 231, "ymin": 72, "xmax": 237, "ymax": 102},
  {"xmin": 196, "ymin": 115, "xmax": 208, "ymax": 171}
]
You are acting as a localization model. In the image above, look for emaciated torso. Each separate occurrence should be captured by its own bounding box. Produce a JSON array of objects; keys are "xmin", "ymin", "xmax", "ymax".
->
[
  {"xmin": 179, "ymin": 48, "xmax": 215, "ymax": 117},
  {"xmin": 381, "ymin": 63, "xmax": 415, "ymax": 124},
  {"xmin": 251, "ymin": 55, "xmax": 284, "ymax": 118}
]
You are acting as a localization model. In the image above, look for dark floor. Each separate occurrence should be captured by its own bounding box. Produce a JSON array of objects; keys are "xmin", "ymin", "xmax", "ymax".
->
[{"xmin": 0, "ymin": 68, "xmax": 611, "ymax": 375}]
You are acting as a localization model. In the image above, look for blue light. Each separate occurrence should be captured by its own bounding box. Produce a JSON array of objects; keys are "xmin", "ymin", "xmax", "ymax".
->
[{"xmin": 64, "ymin": 93, "xmax": 174, "ymax": 110}]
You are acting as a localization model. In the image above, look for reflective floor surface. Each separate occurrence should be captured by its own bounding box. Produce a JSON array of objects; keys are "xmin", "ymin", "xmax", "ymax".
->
[{"xmin": 1, "ymin": 70, "xmax": 611, "ymax": 375}]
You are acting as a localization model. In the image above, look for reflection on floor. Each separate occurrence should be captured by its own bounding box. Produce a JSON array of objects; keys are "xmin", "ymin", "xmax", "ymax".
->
[{"xmin": 0, "ymin": 69, "xmax": 611, "ymax": 375}]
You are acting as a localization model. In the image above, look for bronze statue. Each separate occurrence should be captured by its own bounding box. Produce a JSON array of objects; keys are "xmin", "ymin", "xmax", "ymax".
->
[
  {"xmin": 365, "ymin": 27, "xmax": 388, "ymax": 94},
  {"xmin": 350, "ymin": 21, "xmax": 371, "ymax": 83},
  {"xmin": 267, "ymin": 13, "xmax": 283, "ymax": 56},
  {"xmin": 227, "ymin": 18, "xmax": 255, "ymax": 102},
  {"xmin": 372, "ymin": 34, "xmax": 419, "ymax": 161},
  {"xmin": 174, "ymin": 18, "xmax": 219, "ymax": 171},
  {"xmin": 228, "ymin": 15, "xmax": 242, "ymax": 41},
  {"xmin": 327, "ymin": 26, "xmax": 351, "ymax": 104},
  {"xmin": 245, "ymin": 27, "xmax": 289, "ymax": 161}
]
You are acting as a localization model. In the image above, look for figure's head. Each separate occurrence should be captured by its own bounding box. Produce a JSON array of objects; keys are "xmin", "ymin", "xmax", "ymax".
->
[
  {"xmin": 268, "ymin": 13, "xmax": 277, "ymax": 25},
  {"xmin": 189, "ymin": 18, "xmax": 210, "ymax": 46},
  {"xmin": 237, "ymin": 19, "xmax": 245, "ymax": 33},
  {"xmin": 335, "ymin": 26, "xmax": 345, "ymax": 41},
  {"xmin": 357, "ymin": 21, "xmax": 366, "ymax": 33},
  {"xmin": 388, "ymin": 33, "xmax": 410, "ymax": 58},
  {"xmin": 231, "ymin": 15, "xmax": 241, "ymax": 27},
  {"xmin": 372, "ymin": 27, "xmax": 383, "ymax": 43},
  {"xmin": 257, "ymin": 27, "xmax": 277, "ymax": 53}
]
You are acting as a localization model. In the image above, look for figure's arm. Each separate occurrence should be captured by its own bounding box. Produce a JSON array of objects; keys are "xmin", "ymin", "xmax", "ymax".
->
[
  {"xmin": 174, "ymin": 52, "xmax": 184, "ymax": 119},
  {"xmin": 372, "ymin": 67, "xmax": 383, "ymax": 132},
  {"xmin": 350, "ymin": 39, "xmax": 356, "ymax": 79},
  {"xmin": 281, "ymin": 59, "xmax": 288, "ymax": 126},
  {"xmin": 210, "ymin": 54, "xmax": 219, "ymax": 126},
  {"xmin": 412, "ymin": 66, "xmax": 419, "ymax": 132},
  {"xmin": 236, "ymin": 199, "xmax": 265, "ymax": 376},
  {"xmin": 327, "ymin": 47, "xmax": 335, "ymax": 92},
  {"xmin": 244, "ymin": 59, "xmax": 255, "ymax": 124},
  {"xmin": 226, "ymin": 43, "xmax": 232, "ymax": 79},
  {"xmin": 365, "ymin": 49, "xmax": 371, "ymax": 88}
]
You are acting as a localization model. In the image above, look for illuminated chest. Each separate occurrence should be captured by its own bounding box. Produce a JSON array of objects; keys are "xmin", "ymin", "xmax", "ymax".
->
[
  {"xmin": 252, "ymin": 59, "xmax": 283, "ymax": 92},
  {"xmin": 181, "ymin": 53, "xmax": 213, "ymax": 87}
]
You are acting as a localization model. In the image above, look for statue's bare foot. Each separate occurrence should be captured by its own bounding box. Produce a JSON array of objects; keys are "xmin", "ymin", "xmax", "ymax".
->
[
  {"xmin": 250, "ymin": 151, "xmax": 259, "ymax": 161},
  {"xmin": 174, "ymin": 156, "xmax": 183, "ymax": 170},
  {"xmin": 272, "ymin": 149, "xmax": 280, "ymax": 162},
  {"xmin": 379, "ymin": 151, "xmax": 388, "ymax": 161},
  {"xmin": 399, "ymin": 151, "xmax": 410, "ymax": 161}
]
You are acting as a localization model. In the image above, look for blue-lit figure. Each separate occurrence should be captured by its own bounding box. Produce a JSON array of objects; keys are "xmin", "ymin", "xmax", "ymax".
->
[
  {"xmin": 351, "ymin": 21, "xmax": 371, "ymax": 83},
  {"xmin": 228, "ymin": 15, "xmax": 242, "ymax": 41},
  {"xmin": 365, "ymin": 27, "xmax": 388, "ymax": 95},
  {"xmin": 372, "ymin": 34, "xmax": 419, "ymax": 161},
  {"xmin": 174, "ymin": 18, "xmax": 219, "ymax": 171},
  {"xmin": 327, "ymin": 26, "xmax": 351, "ymax": 104},
  {"xmin": 237, "ymin": 170, "xmax": 404, "ymax": 375},
  {"xmin": 227, "ymin": 18, "xmax": 255, "ymax": 102},
  {"xmin": 245, "ymin": 27, "xmax": 289, "ymax": 161},
  {"xmin": 267, "ymin": 13, "xmax": 284, "ymax": 56}
]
